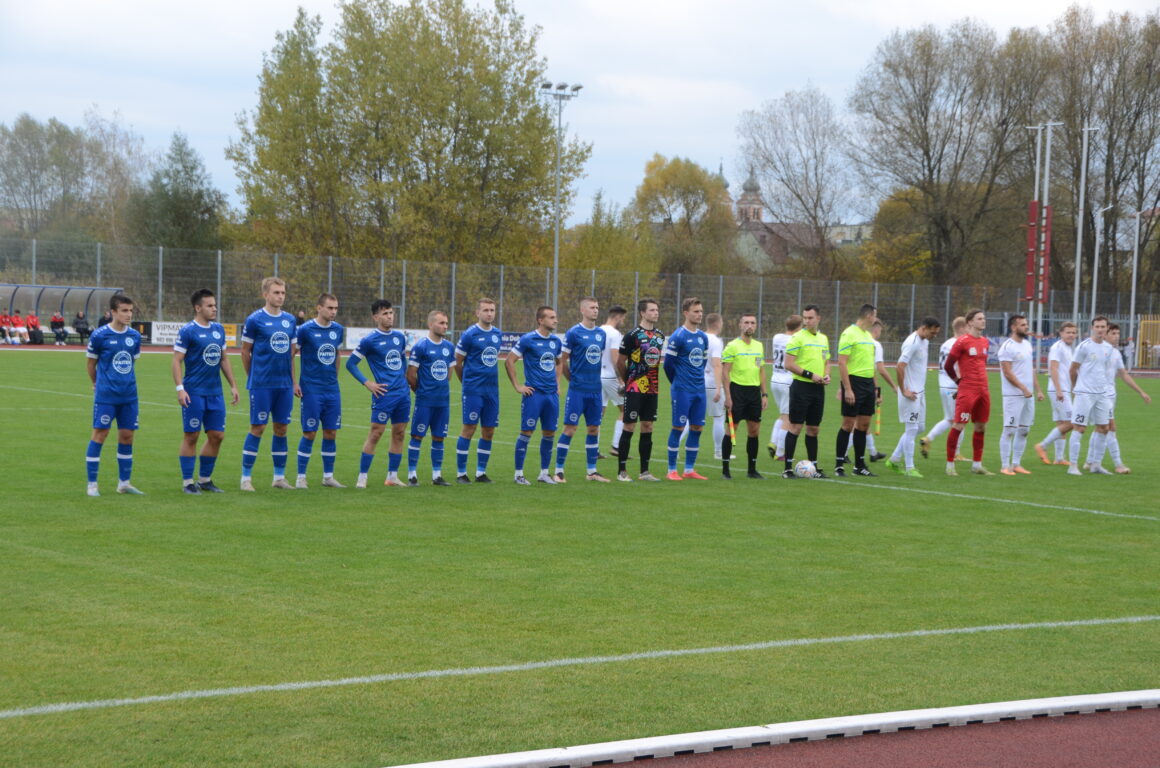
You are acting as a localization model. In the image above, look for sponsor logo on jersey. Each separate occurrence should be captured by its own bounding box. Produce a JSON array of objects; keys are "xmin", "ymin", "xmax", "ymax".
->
[
  {"xmin": 100, "ymin": 414, "xmax": 112, "ymax": 426},
  {"xmin": 585, "ymin": 344, "xmax": 602, "ymax": 365},
  {"xmin": 431, "ymin": 360, "xmax": 449, "ymax": 381},
  {"xmin": 203, "ymin": 344, "xmax": 222, "ymax": 366},
  {"xmin": 539, "ymin": 352, "xmax": 556, "ymax": 372},
  {"xmin": 644, "ymin": 347, "xmax": 662, "ymax": 366},
  {"xmin": 376, "ymin": 411, "xmax": 388, "ymax": 422},
  {"xmin": 385, "ymin": 349, "xmax": 403, "ymax": 370},
  {"xmin": 270, "ymin": 331, "xmax": 291, "ymax": 354},
  {"xmin": 318, "ymin": 344, "xmax": 337, "ymax": 366},
  {"xmin": 258, "ymin": 411, "xmax": 269, "ymax": 421},
  {"xmin": 329, "ymin": 331, "xmax": 337, "ymax": 340},
  {"xmin": 481, "ymin": 346, "xmax": 499, "ymax": 367},
  {"xmin": 491, "ymin": 335, "xmax": 499, "ymax": 343},
  {"xmin": 442, "ymin": 347, "xmax": 450, "ymax": 357},
  {"xmin": 213, "ymin": 331, "xmax": 221, "ymax": 340},
  {"xmin": 112, "ymin": 350, "xmax": 133, "ymax": 374},
  {"xmin": 689, "ymin": 347, "xmax": 705, "ymax": 367},
  {"xmin": 469, "ymin": 411, "xmax": 479, "ymax": 421},
  {"xmin": 416, "ymin": 422, "xmax": 428, "ymax": 434},
  {"xmin": 282, "ymin": 320, "xmax": 290, "ymax": 328}
]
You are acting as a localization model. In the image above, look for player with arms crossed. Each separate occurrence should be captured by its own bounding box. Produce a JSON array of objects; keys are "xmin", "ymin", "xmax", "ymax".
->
[
  {"xmin": 767, "ymin": 314, "xmax": 801, "ymax": 461},
  {"xmin": 173, "ymin": 289, "xmax": 239, "ymax": 493},
  {"xmin": 943, "ymin": 309, "xmax": 993, "ymax": 476},
  {"xmin": 1085, "ymin": 323, "xmax": 1151, "ymax": 473},
  {"xmin": 884, "ymin": 317, "xmax": 941, "ymax": 477},
  {"xmin": 782, "ymin": 304, "xmax": 830, "ymax": 478},
  {"xmin": 599, "ymin": 305, "xmax": 627, "ymax": 458},
  {"xmin": 506, "ymin": 306, "xmax": 564, "ymax": 484},
  {"xmin": 720, "ymin": 312, "xmax": 767, "ymax": 479},
  {"xmin": 454, "ymin": 298, "xmax": 502, "ymax": 484},
  {"xmin": 663, "ymin": 297, "xmax": 710, "ymax": 480},
  {"xmin": 1034, "ymin": 322, "xmax": 1078, "ymax": 466},
  {"xmin": 920, "ymin": 317, "xmax": 967, "ymax": 462},
  {"xmin": 85, "ymin": 295, "xmax": 143, "ymax": 496},
  {"xmin": 997, "ymin": 314, "xmax": 1043, "ymax": 475},
  {"xmin": 295, "ymin": 293, "xmax": 345, "ymax": 489},
  {"xmin": 556, "ymin": 297, "xmax": 610, "ymax": 482},
  {"xmin": 615, "ymin": 298, "xmax": 666, "ymax": 482},
  {"xmin": 346, "ymin": 300, "xmax": 410, "ymax": 488},
  {"xmin": 406, "ymin": 311, "xmax": 455, "ymax": 486},
  {"xmin": 240, "ymin": 277, "xmax": 300, "ymax": 491}
]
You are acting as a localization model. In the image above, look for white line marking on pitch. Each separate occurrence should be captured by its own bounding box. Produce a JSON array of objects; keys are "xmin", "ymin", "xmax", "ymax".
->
[
  {"xmin": 831, "ymin": 479, "xmax": 1158, "ymax": 522},
  {"xmin": 2, "ymin": 615, "xmax": 1157, "ymax": 721}
]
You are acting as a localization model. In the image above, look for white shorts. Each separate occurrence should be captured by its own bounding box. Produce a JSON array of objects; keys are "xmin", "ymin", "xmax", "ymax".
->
[
  {"xmin": 601, "ymin": 377, "xmax": 623, "ymax": 408},
  {"xmin": 770, "ymin": 380, "xmax": 790, "ymax": 415},
  {"xmin": 897, "ymin": 390, "xmax": 926, "ymax": 429},
  {"xmin": 1107, "ymin": 392, "xmax": 1117, "ymax": 421},
  {"xmin": 1048, "ymin": 390, "xmax": 1072, "ymax": 422},
  {"xmin": 706, "ymin": 385, "xmax": 725, "ymax": 418},
  {"xmin": 939, "ymin": 387, "xmax": 958, "ymax": 422},
  {"xmin": 1071, "ymin": 391, "xmax": 1110, "ymax": 427},
  {"xmin": 1001, "ymin": 395, "xmax": 1036, "ymax": 428}
]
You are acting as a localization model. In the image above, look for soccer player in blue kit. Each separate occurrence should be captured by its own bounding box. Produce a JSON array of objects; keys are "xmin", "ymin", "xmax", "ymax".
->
[
  {"xmin": 664, "ymin": 297, "xmax": 710, "ymax": 481},
  {"xmin": 346, "ymin": 300, "xmax": 410, "ymax": 488},
  {"xmin": 406, "ymin": 310, "xmax": 455, "ymax": 486},
  {"xmin": 240, "ymin": 277, "xmax": 300, "ymax": 491},
  {"xmin": 173, "ymin": 289, "xmax": 239, "ymax": 494},
  {"xmin": 505, "ymin": 306, "xmax": 564, "ymax": 485},
  {"xmin": 454, "ymin": 298, "xmax": 502, "ymax": 484},
  {"xmin": 295, "ymin": 293, "xmax": 345, "ymax": 489},
  {"xmin": 85, "ymin": 294, "xmax": 144, "ymax": 496},
  {"xmin": 556, "ymin": 297, "xmax": 610, "ymax": 482}
]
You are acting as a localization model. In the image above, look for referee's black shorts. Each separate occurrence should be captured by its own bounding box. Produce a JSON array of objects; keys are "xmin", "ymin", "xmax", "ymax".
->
[
  {"xmin": 729, "ymin": 383, "xmax": 762, "ymax": 423},
  {"xmin": 789, "ymin": 379, "xmax": 825, "ymax": 426},
  {"xmin": 840, "ymin": 375, "xmax": 877, "ymax": 417}
]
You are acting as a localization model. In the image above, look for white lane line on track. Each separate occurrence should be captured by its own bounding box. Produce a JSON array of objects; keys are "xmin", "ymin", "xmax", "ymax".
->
[
  {"xmin": 829, "ymin": 478, "xmax": 1158, "ymax": 521},
  {"xmin": 2, "ymin": 615, "xmax": 1157, "ymax": 720}
]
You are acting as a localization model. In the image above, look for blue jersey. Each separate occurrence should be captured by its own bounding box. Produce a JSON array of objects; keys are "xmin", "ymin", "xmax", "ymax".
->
[
  {"xmin": 87, "ymin": 324, "xmax": 142, "ymax": 405},
  {"xmin": 562, "ymin": 323, "xmax": 606, "ymax": 394},
  {"xmin": 409, "ymin": 336, "xmax": 455, "ymax": 406},
  {"xmin": 242, "ymin": 309, "xmax": 296, "ymax": 390},
  {"xmin": 296, "ymin": 319, "xmax": 344, "ymax": 393},
  {"xmin": 175, "ymin": 321, "xmax": 226, "ymax": 396},
  {"xmin": 512, "ymin": 331, "xmax": 562, "ymax": 394},
  {"xmin": 349, "ymin": 329, "xmax": 408, "ymax": 392},
  {"xmin": 455, "ymin": 323, "xmax": 503, "ymax": 394},
  {"xmin": 665, "ymin": 326, "xmax": 709, "ymax": 393}
]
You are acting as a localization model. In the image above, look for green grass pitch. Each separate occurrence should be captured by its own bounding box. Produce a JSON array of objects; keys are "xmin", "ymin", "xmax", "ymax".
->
[{"xmin": 1, "ymin": 348, "xmax": 1157, "ymax": 767}]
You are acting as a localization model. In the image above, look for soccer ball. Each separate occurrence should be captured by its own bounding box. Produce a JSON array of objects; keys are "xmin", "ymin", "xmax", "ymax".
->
[{"xmin": 793, "ymin": 460, "xmax": 817, "ymax": 478}]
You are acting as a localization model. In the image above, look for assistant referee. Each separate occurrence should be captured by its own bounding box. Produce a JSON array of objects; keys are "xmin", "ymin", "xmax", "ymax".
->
[
  {"xmin": 721, "ymin": 312, "xmax": 767, "ymax": 479},
  {"xmin": 835, "ymin": 303, "xmax": 879, "ymax": 477}
]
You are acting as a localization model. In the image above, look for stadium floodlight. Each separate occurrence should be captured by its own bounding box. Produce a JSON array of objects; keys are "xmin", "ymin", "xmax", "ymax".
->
[
  {"xmin": 1073, "ymin": 125, "xmax": 1098, "ymax": 325},
  {"xmin": 539, "ymin": 77, "xmax": 584, "ymax": 310},
  {"xmin": 1090, "ymin": 204, "xmax": 1114, "ymax": 318}
]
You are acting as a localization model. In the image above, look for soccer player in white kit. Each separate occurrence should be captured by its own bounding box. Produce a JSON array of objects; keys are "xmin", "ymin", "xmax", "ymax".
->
[
  {"xmin": 599, "ymin": 306, "xmax": 627, "ymax": 457},
  {"xmin": 1085, "ymin": 323, "xmax": 1151, "ymax": 473},
  {"xmin": 766, "ymin": 314, "xmax": 801, "ymax": 460},
  {"xmin": 1034, "ymin": 322, "xmax": 1078, "ymax": 465},
  {"xmin": 885, "ymin": 316, "xmax": 941, "ymax": 477},
  {"xmin": 1067, "ymin": 316, "xmax": 1114, "ymax": 476},
  {"xmin": 920, "ymin": 316, "xmax": 966, "ymax": 461},
  {"xmin": 997, "ymin": 314, "xmax": 1043, "ymax": 475}
]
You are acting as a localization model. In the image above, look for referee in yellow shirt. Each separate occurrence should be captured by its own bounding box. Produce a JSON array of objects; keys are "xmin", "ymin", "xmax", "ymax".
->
[
  {"xmin": 836, "ymin": 303, "xmax": 879, "ymax": 477},
  {"xmin": 721, "ymin": 312, "xmax": 767, "ymax": 479},
  {"xmin": 783, "ymin": 304, "xmax": 831, "ymax": 478}
]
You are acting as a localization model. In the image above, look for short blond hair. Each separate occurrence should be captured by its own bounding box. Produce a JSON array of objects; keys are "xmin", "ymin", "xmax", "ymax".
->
[{"xmin": 261, "ymin": 276, "xmax": 286, "ymax": 295}]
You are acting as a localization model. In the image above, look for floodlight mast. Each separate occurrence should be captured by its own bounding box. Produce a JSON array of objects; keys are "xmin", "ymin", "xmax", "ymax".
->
[
  {"xmin": 1091, "ymin": 204, "xmax": 1114, "ymax": 318},
  {"xmin": 1073, "ymin": 125, "xmax": 1098, "ymax": 325},
  {"xmin": 540, "ymin": 79, "xmax": 583, "ymax": 311}
]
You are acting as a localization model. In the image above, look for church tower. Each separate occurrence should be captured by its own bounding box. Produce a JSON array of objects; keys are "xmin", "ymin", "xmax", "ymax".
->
[{"xmin": 736, "ymin": 168, "xmax": 763, "ymax": 223}]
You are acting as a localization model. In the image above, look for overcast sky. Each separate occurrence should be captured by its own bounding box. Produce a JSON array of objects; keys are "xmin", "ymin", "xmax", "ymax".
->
[{"xmin": 2, "ymin": 1, "xmax": 1157, "ymax": 227}]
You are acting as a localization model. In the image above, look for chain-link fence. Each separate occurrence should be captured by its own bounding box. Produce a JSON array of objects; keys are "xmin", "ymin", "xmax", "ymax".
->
[{"xmin": 3, "ymin": 237, "xmax": 1156, "ymax": 349}]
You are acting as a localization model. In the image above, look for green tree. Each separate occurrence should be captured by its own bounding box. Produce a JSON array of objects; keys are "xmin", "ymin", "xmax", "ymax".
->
[
  {"xmin": 564, "ymin": 191, "xmax": 655, "ymax": 272},
  {"xmin": 228, "ymin": 0, "xmax": 589, "ymax": 265},
  {"xmin": 127, "ymin": 133, "xmax": 227, "ymax": 249}
]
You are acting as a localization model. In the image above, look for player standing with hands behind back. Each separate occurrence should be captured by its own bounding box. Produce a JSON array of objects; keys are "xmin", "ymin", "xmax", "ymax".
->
[
  {"xmin": 720, "ymin": 312, "xmax": 767, "ymax": 479},
  {"xmin": 943, "ymin": 309, "xmax": 993, "ymax": 476},
  {"xmin": 85, "ymin": 295, "xmax": 143, "ymax": 496},
  {"xmin": 782, "ymin": 304, "xmax": 830, "ymax": 478}
]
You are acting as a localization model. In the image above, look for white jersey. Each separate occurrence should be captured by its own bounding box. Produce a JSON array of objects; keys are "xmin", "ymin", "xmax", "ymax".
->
[
  {"xmin": 1046, "ymin": 339, "xmax": 1073, "ymax": 394},
  {"xmin": 1105, "ymin": 347, "xmax": 1124, "ymax": 398},
  {"xmin": 600, "ymin": 324, "xmax": 623, "ymax": 379},
  {"xmin": 873, "ymin": 339, "xmax": 884, "ymax": 366},
  {"xmin": 997, "ymin": 337, "xmax": 1034, "ymax": 396},
  {"xmin": 770, "ymin": 332, "xmax": 792, "ymax": 385},
  {"xmin": 897, "ymin": 331, "xmax": 929, "ymax": 394},
  {"xmin": 705, "ymin": 332, "xmax": 723, "ymax": 388},
  {"xmin": 937, "ymin": 337, "xmax": 958, "ymax": 389},
  {"xmin": 1071, "ymin": 338, "xmax": 1114, "ymax": 395}
]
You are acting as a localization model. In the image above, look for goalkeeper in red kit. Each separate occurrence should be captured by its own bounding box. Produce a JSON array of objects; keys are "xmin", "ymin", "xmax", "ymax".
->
[{"xmin": 942, "ymin": 309, "xmax": 994, "ymax": 476}]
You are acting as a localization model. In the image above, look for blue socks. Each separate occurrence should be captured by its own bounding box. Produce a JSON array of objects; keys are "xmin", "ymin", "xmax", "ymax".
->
[
  {"xmin": 539, "ymin": 437, "xmax": 553, "ymax": 472},
  {"xmin": 477, "ymin": 438, "xmax": 492, "ymax": 476},
  {"xmin": 555, "ymin": 433, "xmax": 573, "ymax": 471},
  {"xmin": 86, "ymin": 440, "xmax": 102, "ymax": 482},
  {"xmin": 585, "ymin": 434, "xmax": 598, "ymax": 473},
  {"xmin": 180, "ymin": 455, "xmax": 196, "ymax": 483},
  {"xmin": 116, "ymin": 442, "xmax": 133, "ymax": 483},
  {"xmin": 198, "ymin": 455, "xmax": 216, "ymax": 482},
  {"xmin": 431, "ymin": 440, "xmax": 444, "ymax": 475},
  {"xmin": 388, "ymin": 451, "xmax": 402, "ymax": 474},
  {"xmin": 242, "ymin": 433, "xmax": 260, "ymax": 477},
  {"xmin": 668, "ymin": 429, "xmax": 681, "ymax": 473},
  {"xmin": 685, "ymin": 429, "xmax": 701, "ymax": 473},
  {"xmin": 456, "ymin": 436, "xmax": 471, "ymax": 475},
  {"xmin": 297, "ymin": 436, "xmax": 314, "ymax": 475},
  {"xmin": 321, "ymin": 438, "xmax": 336, "ymax": 475},
  {"xmin": 360, "ymin": 452, "xmax": 374, "ymax": 474},
  {"xmin": 514, "ymin": 433, "xmax": 530, "ymax": 473},
  {"xmin": 408, "ymin": 437, "xmax": 422, "ymax": 475},
  {"xmin": 271, "ymin": 435, "xmax": 288, "ymax": 477}
]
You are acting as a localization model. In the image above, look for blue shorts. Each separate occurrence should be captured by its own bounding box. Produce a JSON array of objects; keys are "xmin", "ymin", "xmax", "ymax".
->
[
  {"xmin": 462, "ymin": 390, "xmax": 501, "ymax": 427},
  {"xmin": 249, "ymin": 387, "xmax": 294, "ymax": 426},
  {"xmin": 671, "ymin": 389, "xmax": 707, "ymax": 428},
  {"xmin": 411, "ymin": 404, "xmax": 449, "ymax": 439},
  {"xmin": 372, "ymin": 393, "xmax": 410, "ymax": 426},
  {"xmin": 301, "ymin": 389, "xmax": 342, "ymax": 432},
  {"xmin": 182, "ymin": 393, "xmax": 226, "ymax": 433},
  {"xmin": 93, "ymin": 401, "xmax": 139, "ymax": 431},
  {"xmin": 520, "ymin": 392, "xmax": 559, "ymax": 433},
  {"xmin": 563, "ymin": 388, "xmax": 603, "ymax": 427}
]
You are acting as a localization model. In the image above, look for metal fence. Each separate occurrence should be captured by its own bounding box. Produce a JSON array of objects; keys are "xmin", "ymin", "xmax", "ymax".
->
[{"xmin": 3, "ymin": 237, "xmax": 1156, "ymax": 349}]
